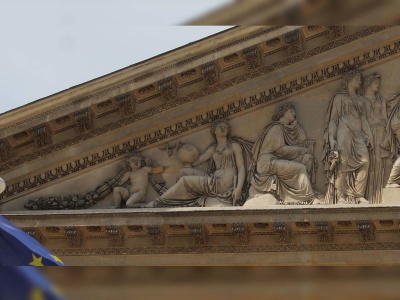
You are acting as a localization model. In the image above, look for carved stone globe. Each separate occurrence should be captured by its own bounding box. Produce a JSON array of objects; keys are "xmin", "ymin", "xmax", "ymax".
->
[{"xmin": 176, "ymin": 144, "xmax": 199, "ymax": 165}]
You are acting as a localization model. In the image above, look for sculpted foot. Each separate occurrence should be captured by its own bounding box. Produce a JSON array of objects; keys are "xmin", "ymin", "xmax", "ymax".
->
[
  {"xmin": 337, "ymin": 198, "xmax": 347, "ymax": 205},
  {"xmin": 356, "ymin": 197, "xmax": 369, "ymax": 204}
]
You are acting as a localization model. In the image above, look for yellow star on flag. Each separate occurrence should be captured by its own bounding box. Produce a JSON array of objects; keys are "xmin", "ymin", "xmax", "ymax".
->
[
  {"xmin": 51, "ymin": 255, "xmax": 64, "ymax": 265},
  {"xmin": 29, "ymin": 254, "xmax": 44, "ymax": 266},
  {"xmin": 30, "ymin": 287, "xmax": 45, "ymax": 300}
]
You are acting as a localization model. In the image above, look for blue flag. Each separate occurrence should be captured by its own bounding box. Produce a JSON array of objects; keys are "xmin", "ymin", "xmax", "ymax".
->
[
  {"xmin": 0, "ymin": 215, "xmax": 64, "ymax": 266},
  {"xmin": 0, "ymin": 267, "xmax": 65, "ymax": 300}
]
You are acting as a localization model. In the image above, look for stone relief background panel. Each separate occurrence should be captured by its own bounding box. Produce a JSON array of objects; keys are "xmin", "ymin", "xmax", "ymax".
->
[{"xmin": 2, "ymin": 27, "xmax": 400, "ymax": 210}]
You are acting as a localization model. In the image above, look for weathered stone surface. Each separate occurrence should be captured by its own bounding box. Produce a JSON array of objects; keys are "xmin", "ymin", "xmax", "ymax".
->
[{"xmin": 1, "ymin": 25, "xmax": 400, "ymax": 265}]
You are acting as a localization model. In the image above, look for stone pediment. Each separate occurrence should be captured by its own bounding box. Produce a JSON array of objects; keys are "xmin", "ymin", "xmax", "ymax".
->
[{"xmin": 3, "ymin": 25, "xmax": 400, "ymax": 265}]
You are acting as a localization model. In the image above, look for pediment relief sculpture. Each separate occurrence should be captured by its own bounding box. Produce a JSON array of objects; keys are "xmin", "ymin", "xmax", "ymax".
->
[{"xmin": 23, "ymin": 66, "xmax": 400, "ymax": 210}]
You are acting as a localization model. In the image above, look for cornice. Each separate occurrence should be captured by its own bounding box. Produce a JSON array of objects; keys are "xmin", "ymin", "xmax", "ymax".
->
[
  {"xmin": 4, "ymin": 206, "xmax": 400, "ymax": 264},
  {"xmin": 0, "ymin": 26, "xmax": 284, "ymax": 134},
  {"xmin": 0, "ymin": 26, "xmax": 395, "ymax": 203}
]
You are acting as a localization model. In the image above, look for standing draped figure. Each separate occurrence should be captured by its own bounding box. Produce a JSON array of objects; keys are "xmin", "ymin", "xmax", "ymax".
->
[
  {"xmin": 383, "ymin": 92, "xmax": 400, "ymax": 188},
  {"xmin": 323, "ymin": 70, "xmax": 373, "ymax": 204},
  {"xmin": 362, "ymin": 72, "xmax": 390, "ymax": 203}
]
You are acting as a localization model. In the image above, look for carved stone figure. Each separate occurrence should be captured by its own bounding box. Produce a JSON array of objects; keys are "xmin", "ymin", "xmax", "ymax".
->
[
  {"xmin": 323, "ymin": 70, "xmax": 373, "ymax": 204},
  {"xmin": 147, "ymin": 118, "xmax": 253, "ymax": 207},
  {"xmin": 248, "ymin": 102, "xmax": 319, "ymax": 205},
  {"xmin": 112, "ymin": 152, "xmax": 165, "ymax": 208},
  {"xmin": 362, "ymin": 72, "xmax": 390, "ymax": 203},
  {"xmin": 383, "ymin": 93, "xmax": 400, "ymax": 188}
]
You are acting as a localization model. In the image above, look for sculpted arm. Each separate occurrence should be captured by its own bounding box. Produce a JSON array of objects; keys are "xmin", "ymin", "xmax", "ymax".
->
[
  {"xmin": 275, "ymin": 145, "xmax": 310, "ymax": 159},
  {"xmin": 117, "ymin": 171, "xmax": 130, "ymax": 186},
  {"xmin": 232, "ymin": 143, "xmax": 245, "ymax": 205},
  {"xmin": 192, "ymin": 145, "xmax": 215, "ymax": 166},
  {"xmin": 143, "ymin": 166, "xmax": 167, "ymax": 174}
]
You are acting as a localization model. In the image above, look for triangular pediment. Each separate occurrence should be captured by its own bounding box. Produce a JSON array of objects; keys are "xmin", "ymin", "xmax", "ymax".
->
[{"xmin": 3, "ymin": 26, "xmax": 400, "ymax": 265}]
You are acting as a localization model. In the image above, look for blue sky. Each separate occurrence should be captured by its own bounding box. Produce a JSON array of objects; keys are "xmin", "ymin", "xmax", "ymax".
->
[{"xmin": 0, "ymin": 0, "xmax": 232, "ymax": 113}]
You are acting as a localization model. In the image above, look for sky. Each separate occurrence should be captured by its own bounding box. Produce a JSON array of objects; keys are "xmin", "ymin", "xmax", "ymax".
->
[{"xmin": 0, "ymin": 1, "xmax": 233, "ymax": 114}]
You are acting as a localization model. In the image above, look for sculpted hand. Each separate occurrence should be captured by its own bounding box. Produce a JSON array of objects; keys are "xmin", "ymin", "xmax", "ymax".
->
[{"xmin": 232, "ymin": 188, "xmax": 241, "ymax": 206}]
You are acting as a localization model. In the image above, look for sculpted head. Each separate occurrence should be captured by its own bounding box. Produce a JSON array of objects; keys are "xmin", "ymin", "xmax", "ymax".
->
[
  {"xmin": 343, "ymin": 69, "xmax": 362, "ymax": 90},
  {"xmin": 125, "ymin": 152, "xmax": 145, "ymax": 170},
  {"xmin": 210, "ymin": 118, "xmax": 231, "ymax": 139},
  {"xmin": 272, "ymin": 102, "xmax": 296, "ymax": 125},
  {"xmin": 363, "ymin": 72, "xmax": 381, "ymax": 94}
]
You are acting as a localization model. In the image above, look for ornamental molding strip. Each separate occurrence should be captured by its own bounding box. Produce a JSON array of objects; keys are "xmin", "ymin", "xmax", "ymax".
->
[
  {"xmin": 2, "ymin": 26, "xmax": 400, "ymax": 266},
  {"xmin": 0, "ymin": 27, "xmax": 398, "ymax": 203}
]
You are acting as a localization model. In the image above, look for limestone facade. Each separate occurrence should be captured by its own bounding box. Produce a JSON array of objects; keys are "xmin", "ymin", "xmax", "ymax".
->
[{"xmin": 2, "ymin": 26, "xmax": 400, "ymax": 265}]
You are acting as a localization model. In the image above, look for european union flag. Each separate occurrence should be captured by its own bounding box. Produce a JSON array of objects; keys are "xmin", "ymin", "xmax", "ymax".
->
[
  {"xmin": 0, "ymin": 215, "xmax": 64, "ymax": 266},
  {"xmin": 0, "ymin": 267, "xmax": 64, "ymax": 300}
]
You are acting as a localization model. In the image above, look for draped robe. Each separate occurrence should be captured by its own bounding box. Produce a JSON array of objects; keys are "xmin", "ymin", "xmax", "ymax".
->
[{"xmin": 249, "ymin": 122, "xmax": 316, "ymax": 203}]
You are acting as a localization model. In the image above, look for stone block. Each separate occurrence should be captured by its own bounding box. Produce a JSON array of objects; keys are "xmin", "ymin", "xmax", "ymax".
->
[{"xmin": 382, "ymin": 188, "xmax": 400, "ymax": 204}]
